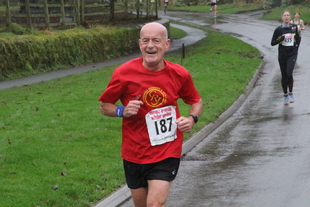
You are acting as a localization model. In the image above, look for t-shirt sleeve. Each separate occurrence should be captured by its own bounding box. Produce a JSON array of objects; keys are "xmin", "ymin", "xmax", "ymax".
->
[
  {"xmin": 179, "ymin": 73, "xmax": 201, "ymax": 105},
  {"xmin": 98, "ymin": 69, "xmax": 123, "ymax": 104}
]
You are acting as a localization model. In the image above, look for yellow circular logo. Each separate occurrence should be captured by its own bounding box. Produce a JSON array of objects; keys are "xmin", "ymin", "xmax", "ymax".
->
[{"xmin": 143, "ymin": 87, "xmax": 167, "ymax": 107}]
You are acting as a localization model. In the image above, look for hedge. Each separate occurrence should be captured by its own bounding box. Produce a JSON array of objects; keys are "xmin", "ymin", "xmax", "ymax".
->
[{"xmin": 0, "ymin": 26, "xmax": 140, "ymax": 80}]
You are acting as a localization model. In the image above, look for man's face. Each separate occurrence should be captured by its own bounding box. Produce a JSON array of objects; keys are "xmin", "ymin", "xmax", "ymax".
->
[
  {"xmin": 139, "ymin": 24, "xmax": 170, "ymax": 70},
  {"xmin": 282, "ymin": 12, "xmax": 291, "ymax": 24}
]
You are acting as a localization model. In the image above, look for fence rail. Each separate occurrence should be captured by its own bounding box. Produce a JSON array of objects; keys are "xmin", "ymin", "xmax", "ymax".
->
[{"xmin": 0, "ymin": 0, "xmax": 158, "ymax": 31}]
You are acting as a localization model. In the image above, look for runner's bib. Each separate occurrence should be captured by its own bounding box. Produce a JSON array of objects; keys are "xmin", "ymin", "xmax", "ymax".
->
[
  {"xmin": 145, "ymin": 106, "xmax": 177, "ymax": 146},
  {"xmin": 282, "ymin": 34, "xmax": 294, "ymax": 46}
]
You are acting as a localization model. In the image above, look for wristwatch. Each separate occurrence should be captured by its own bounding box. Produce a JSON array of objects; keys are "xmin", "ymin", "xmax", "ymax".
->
[{"xmin": 189, "ymin": 115, "xmax": 198, "ymax": 123}]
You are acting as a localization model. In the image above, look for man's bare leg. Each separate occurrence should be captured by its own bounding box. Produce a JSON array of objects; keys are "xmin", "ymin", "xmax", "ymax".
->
[
  {"xmin": 146, "ymin": 180, "xmax": 172, "ymax": 207},
  {"xmin": 130, "ymin": 180, "xmax": 172, "ymax": 207},
  {"xmin": 131, "ymin": 188, "xmax": 148, "ymax": 207}
]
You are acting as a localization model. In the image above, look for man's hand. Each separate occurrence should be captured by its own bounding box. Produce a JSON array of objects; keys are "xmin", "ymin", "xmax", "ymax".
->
[
  {"xmin": 176, "ymin": 116, "xmax": 195, "ymax": 133},
  {"xmin": 123, "ymin": 100, "xmax": 143, "ymax": 117}
]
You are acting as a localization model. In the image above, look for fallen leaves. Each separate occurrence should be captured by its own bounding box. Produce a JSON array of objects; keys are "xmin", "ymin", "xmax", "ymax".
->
[
  {"xmin": 96, "ymin": 185, "xmax": 104, "ymax": 190},
  {"xmin": 53, "ymin": 185, "xmax": 60, "ymax": 190},
  {"xmin": 60, "ymin": 172, "xmax": 67, "ymax": 176}
]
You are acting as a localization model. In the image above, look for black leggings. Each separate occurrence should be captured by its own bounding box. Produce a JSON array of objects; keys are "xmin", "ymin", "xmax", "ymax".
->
[{"xmin": 278, "ymin": 53, "xmax": 297, "ymax": 94}]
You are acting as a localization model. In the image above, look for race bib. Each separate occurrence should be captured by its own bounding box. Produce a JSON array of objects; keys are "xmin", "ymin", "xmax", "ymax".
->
[
  {"xmin": 145, "ymin": 106, "xmax": 177, "ymax": 146},
  {"xmin": 282, "ymin": 34, "xmax": 294, "ymax": 46}
]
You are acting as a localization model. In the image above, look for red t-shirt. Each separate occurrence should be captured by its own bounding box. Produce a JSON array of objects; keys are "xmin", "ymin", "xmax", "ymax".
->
[{"xmin": 98, "ymin": 57, "xmax": 201, "ymax": 164}]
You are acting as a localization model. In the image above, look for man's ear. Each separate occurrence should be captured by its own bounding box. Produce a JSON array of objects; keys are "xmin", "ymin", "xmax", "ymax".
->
[{"xmin": 165, "ymin": 39, "xmax": 171, "ymax": 51}]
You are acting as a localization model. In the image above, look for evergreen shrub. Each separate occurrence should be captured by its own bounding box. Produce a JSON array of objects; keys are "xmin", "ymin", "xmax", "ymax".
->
[{"xmin": 0, "ymin": 26, "xmax": 140, "ymax": 81}]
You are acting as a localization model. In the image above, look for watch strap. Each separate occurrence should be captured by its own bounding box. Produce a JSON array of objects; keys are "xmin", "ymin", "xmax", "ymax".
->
[{"xmin": 189, "ymin": 115, "xmax": 198, "ymax": 123}]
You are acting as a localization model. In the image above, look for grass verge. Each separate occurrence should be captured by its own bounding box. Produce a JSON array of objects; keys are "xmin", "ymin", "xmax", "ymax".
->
[{"xmin": 260, "ymin": 4, "xmax": 310, "ymax": 24}]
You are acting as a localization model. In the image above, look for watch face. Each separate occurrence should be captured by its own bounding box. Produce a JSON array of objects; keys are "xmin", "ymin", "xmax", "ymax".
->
[
  {"xmin": 194, "ymin": 116, "xmax": 198, "ymax": 123},
  {"xmin": 190, "ymin": 115, "xmax": 198, "ymax": 123}
]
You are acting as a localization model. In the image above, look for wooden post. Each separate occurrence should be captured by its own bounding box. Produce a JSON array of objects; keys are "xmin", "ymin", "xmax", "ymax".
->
[
  {"xmin": 110, "ymin": 0, "xmax": 115, "ymax": 22},
  {"xmin": 60, "ymin": 0, "xmax": 66, "ymax": 27},
  {"xmin": 75, "ymin": 0, "xmax": 80, "ymax": 26},
  {"xmin": 80, "ymin": 0, "xmax": 85, "ymax": 25},
  {"xmin": 43, "ymin": 0, "xmax": 50, "ymax": 30},
  {"xmin": 136, "ymin": 0, "xmax": 140, "ymax": 18},
  {"xmin": 181, "ymin": 43, "xmax": 185, "ymax": 65},
  {"xmin": 5, "ymin": 0, "xmax": 11, "ymax": 32},
  {"xmin": 155, "ymin": 0, "xmax": 158, "ymax": 18},
  {"xmin": 25, "ymin": 0, "xmax": 33, "ymax": 29},
  {"xmin": 146, "ymin": 0, "xmax": 149, "ymax": 18}
]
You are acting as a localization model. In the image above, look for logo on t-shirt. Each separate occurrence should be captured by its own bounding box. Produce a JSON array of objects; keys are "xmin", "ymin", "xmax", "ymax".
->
[{"xmin": 143, "ymin": 87, "xmax": 167, "ymax": 107}]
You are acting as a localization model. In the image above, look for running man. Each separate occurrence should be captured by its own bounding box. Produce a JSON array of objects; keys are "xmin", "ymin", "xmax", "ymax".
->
[{"xmin": 98, "ymin": 22, "xmax": 203, "ymax": 207}]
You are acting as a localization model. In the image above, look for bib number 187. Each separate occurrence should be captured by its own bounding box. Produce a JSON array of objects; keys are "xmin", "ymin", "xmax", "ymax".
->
[
  {"xmin": 154, "ymin": 117, "xmax": 173, "ymax": 135},
  {"xmin": 145, "ymin": 106, "xmax": 177, "ymax": 146}
]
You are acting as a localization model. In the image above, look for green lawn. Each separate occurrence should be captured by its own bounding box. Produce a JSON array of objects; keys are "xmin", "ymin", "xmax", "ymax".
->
[{"xmin": 260, "ymin": 4, "xmax": 310, "ymax": 24}]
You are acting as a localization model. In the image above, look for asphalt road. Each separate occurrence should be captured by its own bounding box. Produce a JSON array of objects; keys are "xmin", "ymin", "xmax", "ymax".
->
[{"xmin": 164, "ymin": 11, "xmax": 310, "ymax": 207}]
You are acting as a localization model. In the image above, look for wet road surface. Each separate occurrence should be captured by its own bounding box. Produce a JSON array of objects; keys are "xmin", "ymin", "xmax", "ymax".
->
[
  {"xmin": 165, "ymin": 11, "xmax": 310, "ymax": 207},
  {"xmin": 119, "ymin": 10, "xmax": 310, "ymax": 207}
]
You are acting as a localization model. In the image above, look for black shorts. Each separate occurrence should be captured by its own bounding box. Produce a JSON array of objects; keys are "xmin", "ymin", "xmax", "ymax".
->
[
  {"xmin": 211, "ymin": 2, "xmax": 216, "ymax": 6},
  {"xmin": 123, "ymin": 157, "xmax": 180, "ymax": 189}
]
